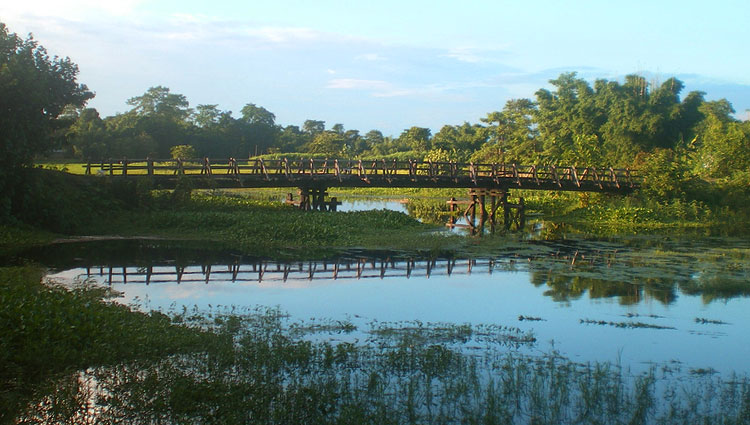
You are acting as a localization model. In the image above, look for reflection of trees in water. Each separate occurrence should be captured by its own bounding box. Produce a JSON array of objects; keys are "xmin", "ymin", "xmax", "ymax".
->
[
  {"xmin": 529, "ymin": 266, "xmax": 679, "ymax": 305},
  {"xmin": 679, "ymin": 276, "xmax": 750, "ymax": 304},
  {"xmin": 405, "ymin": 198, "xmax": 451, "ymax": 224}
]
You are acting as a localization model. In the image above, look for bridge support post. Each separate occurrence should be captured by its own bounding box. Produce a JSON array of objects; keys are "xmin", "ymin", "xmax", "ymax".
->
[
  {"xmin": 502, "ymin": 195, "xmax": 526, "ymax": 231},
  {"xmin": 447, "ymin": 189, "xmax": 526, "ymax": 233},
  {"xmin": 466, "ymin": 189, "xmax": 491, "ymax": 235},
  {"xmin": 287, "ymin": 187, "xmax": 341, "ymax": 211},
  {"xmin": 488, "ymin": 190, "xmax": 507, "ymax": 233}
]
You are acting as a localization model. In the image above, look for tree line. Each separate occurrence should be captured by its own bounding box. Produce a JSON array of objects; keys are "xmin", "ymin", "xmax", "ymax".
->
[
  {"xmin": 3, "ymin": 20, "xmax": 750, "ymax": 222},
  {"xmin": 62, "ymin": 76, "xmax": 749, "ymax": 184}
]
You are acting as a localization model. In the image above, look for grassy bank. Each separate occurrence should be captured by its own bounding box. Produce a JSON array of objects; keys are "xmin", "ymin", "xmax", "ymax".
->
[
  {"xmin": 3, "ymin": 169, "xmax": 750, "ymax": 423},
  {"xmin": 0, "ymin": 266, "xmax": 222, "ymax": 423}
]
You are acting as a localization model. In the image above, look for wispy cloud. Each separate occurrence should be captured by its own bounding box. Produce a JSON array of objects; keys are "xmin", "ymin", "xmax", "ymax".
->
[
  {"xmin": 327, "ymin": 79, "xmax": 393, "ymax": 91},
  {"xmin": 356, "ymin": 53, "xmax": 386, "ymax": 62},
  {"xmin": 440, "ymin": 46, "xmax": 511, "ymax": 64},
  {"xmin": 2, "ymin": 0, "xmax": 144, "ymax": 20},
  {"xmin": 328, "ymin": 76, "xmax": 500, "ymax": 100}
]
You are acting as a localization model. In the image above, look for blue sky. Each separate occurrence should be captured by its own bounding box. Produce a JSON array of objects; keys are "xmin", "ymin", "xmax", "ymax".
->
[{"xmin": 3, "ymin": 0, "xmax": 749, "ymax": 135}]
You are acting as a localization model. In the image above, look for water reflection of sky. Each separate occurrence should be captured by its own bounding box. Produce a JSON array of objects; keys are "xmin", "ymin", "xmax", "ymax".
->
[
  {"xmin": 335, "ymin": 199, "xmax": 408, "ymax": 213},
  {"xmin": 49, "ymin": 262, "xmax": 750, "ymax": 375}
]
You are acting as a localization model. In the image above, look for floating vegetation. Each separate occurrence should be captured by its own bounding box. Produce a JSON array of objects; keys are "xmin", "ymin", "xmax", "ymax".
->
[
  {"xmin": 367, "ymin": 320, "xmax": 536, "ymax": 347},
  {"xmin": 695, "ymin": 317, "xmax": 729, "ymax": 325},
  {"xmin": 288, "ymin": 318, "xmax": 358, "ymax": 336},
  {"xmin": 625, "ymin": 312, "xmax": 666, "ymax": 319},
  {"xmin": 580, "ymin": 318, "xmax": 676, "ymax": 330},
  {"xmin": 690, "ymin": 368, "xmax": 718, "ymax": 375},
  {"xmin": 518, "ymin": 314, "xmax": 546, "ymax": 321}
]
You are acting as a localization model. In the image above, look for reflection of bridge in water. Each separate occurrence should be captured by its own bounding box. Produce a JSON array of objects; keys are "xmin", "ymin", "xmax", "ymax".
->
[{"xmin": 85, "ymin": 257, "xmax": 506, "ymax": 286}]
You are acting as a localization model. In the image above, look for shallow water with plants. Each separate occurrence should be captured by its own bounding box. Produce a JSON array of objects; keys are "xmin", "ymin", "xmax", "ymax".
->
[
  {"xmin": 21, "ymin": 235, "xmax": 749, "ymax": 375},
  {"xmin": 4, "ymin": 189, "xmax": 750, "ymax": 423},
  {"xmin": 4, "ymin": 233, "xmax": 750, "ymax": 423}
]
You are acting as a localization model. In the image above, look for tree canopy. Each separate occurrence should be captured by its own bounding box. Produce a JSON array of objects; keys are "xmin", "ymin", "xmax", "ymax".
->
[{"xmin": 1, "ymin": 22, "xmax": 93, "ymax": 217}]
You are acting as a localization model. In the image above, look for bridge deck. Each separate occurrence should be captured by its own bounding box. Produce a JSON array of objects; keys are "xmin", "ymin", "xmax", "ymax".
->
[{"xmin": 86, "ymin": 158, "xmax": 640, "ymax": 193}]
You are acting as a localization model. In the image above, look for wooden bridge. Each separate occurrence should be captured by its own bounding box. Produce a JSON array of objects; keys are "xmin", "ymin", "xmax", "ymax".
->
[
  {"xmin": 86, "ymin": 157, "xmax": 639, "ymax": 193},
  {"xmin": 85, "ymin": 157, "xmax": 639, "ymax": 231}
]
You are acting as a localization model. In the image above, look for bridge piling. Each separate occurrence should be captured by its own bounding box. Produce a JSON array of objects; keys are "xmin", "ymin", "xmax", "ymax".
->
[{"xmin": 447, "ymin": 188, "xmax": 526, "ymax": 234}]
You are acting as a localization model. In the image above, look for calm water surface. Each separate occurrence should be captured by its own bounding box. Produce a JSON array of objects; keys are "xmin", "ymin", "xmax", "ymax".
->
[{"xmin": 39, "ymin": 237, "xmax": 750, "ymax": 376}]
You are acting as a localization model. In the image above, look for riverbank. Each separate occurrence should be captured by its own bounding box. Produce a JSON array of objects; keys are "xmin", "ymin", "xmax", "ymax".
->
[
  {"xmin": 5, "ymin": 168, "xmax": 748, "ymax": 252},
  {"xmin": 3, "ymin": 170, "xmax": 750, "ymax": 423}
]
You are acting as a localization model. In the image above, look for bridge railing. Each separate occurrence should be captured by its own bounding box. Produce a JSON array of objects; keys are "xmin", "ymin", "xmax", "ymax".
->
[{"xmin": 84, "ymin": 158, "xmax": 640, "ymax": 188}]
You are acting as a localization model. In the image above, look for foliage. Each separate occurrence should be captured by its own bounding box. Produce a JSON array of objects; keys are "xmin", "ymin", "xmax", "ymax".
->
[
  {"xmin": 306, "ymin": 131, "xmax": 348, "ymax": 156},
  {"xmin": 0, "ymin": 22, "xmax": 93, "ymax": 220},
  {"xmin": 127, "ymin": 85, "xmax": 191, "ymax": 122},
  {"xmin": 170, "ymin": 144, "xmax": 197, "ymax": 160},
  {"xmin": 635, "ymin": 148, "xmax": 690, "ymax": 200},
  {"xmin": 692, "ymin": 101, "xmax": 750, "ymax": 179},
  {"xmin": 0, "ymin": 265, "xmax": 220, "ymax": 422},
  {"xmin": 480, "ymin": 99, "xmax": 538, "ymax": 163},
  {"xmin": 35, "ymin": 61, "xmax": 750, "ymax": 224}
]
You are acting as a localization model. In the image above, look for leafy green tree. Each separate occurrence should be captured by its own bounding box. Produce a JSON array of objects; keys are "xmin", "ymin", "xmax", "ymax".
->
[
  {"xmin": 480, "ymin": 99, "xmax": 538, "ymax": 163},
  {"xmin": 67, "ymin": 108, "xmax": 107, "ymax": 159},
  {"xmin": 303, "ymin": 120, "xmax": 326, "ymax": 135},
  {"xmin": 331, "ymin": 123, "xmax": 345, "ymax": 134},
  {"xmin": 112, "ymin": 87, "xmax": 196, "ymax": 157},
  {"xmin": 240, "ymin": 103, "xmax": 276, "ymax": 126},
  {"xmin": 0, "ymin": 23, "xmax": 93, "ymax": 167},
  {"xmin": 193, "ymin": 104, "xmax": 229, "ymax": 128},
  {"xmin": 397, "ymin": 127, "xmax": 432, "ymax": 153},
  {"xmin": 306, "ymin": 131, "xmax": 346, "ymax": 156},
  {"xmin": 239, "ymin": 103, "xmax": 279, "ymax": 156},
  {"xmin": 432, "ymin": 122, "xmax": 488, "ymax": 161},
  {"xmin": 692, "ymin": 100, "xmax": 750, "ymax": 178},
  {"xmin": 127, "ymin": 86, "xmax": 191, "ymax": 122},
  {"xmin": 0, "ymin": 22, "xmax": 93, "ymax": 217},
  {"xmin": 170, "ymin": 145, "xmax": 198, "ymax": 160},
  {"xmin": 636, "ymin": 148, "xmax": 690, "ymax": 200},
  {"xmin": 277, "ymin": 125, "xmax": 309, "ymax": 153},
  {"xmin": 534, "ymin": 72, "xmax": 601, "ymax": 161}
]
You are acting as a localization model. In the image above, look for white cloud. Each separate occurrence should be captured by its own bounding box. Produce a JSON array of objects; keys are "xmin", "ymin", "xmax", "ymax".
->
[
  {"xmin": 356, "ymin": 53, "xmax": 385, "ymax": 61},
  {"xmin": 440, "ymin": 46, "xmax": 511, "ymax": 64},
  {"xmin": 327, "ymin": 77, "xmax": 495, "ymax": 100},
  {"xmin": 1, "ymin": 0, "xmax": 144, "ymax": 20},
  {"xmin": 327, "ymin": 79, "xmax": 392, "ymax": 91},
  {"xmin": 240, "ymin": 26, "xmax": 323, "ymax": 43},
  {"xmin": 327, "ymin": 78, "xmax": 421, "ymax": 98}
]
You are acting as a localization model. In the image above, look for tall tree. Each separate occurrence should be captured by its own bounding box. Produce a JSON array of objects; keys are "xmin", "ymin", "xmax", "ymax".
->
[
  {"xmin": 534, "ymin": 72, "xmax": 601, "ymax": 163},
  {"xmin": 240, "ymin": 103, "xmax": 279, "ymax": 156},
  {"xmin": 0, "ymin": 22, "xmax": 93, "ymax": 216},
  {"xmin": 432, "ymin": 123, "xmax": 489, "ymax": 161},
  {"xmin": 303, "ymin": 120, "xmax": 326, "ymax": 135},
  {"xmin": 126, "ymin": 86, "xmax": 191, "ymax": 122},
  {"xmin": 479, "ymin": 99, "xmax": 538, "ymax": 163},
  {"xmin": 240, "ymin": 103, "xmax": 276, "ymax": 126},
  {"xmin": 397, "ymin": 127, "xmax": 432, "ymax": 153},
  {"xmin": 693, "ymin": 100, "xmax": 750, "ymax": 178},
  {"xmin": 67, "ymin": 108, "xmax": 107, "ymax": 159},
  {"xmin": 193, "ymin": 104, "xmax": 226, "ymax": 128}
]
